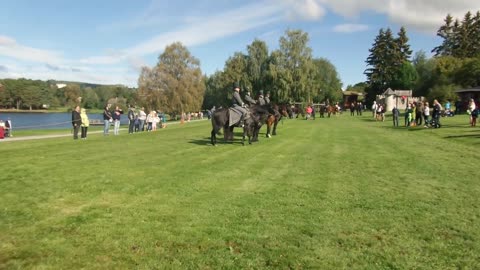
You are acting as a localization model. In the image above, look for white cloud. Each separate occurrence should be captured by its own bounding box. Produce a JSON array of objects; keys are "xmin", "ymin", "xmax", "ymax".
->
[
  {"xmin": 333, "ymin": 23, "xmax": 369, "ymax": 33},
  {"xmin": 127, "ymin": 2, "xmax": 284, "ymax": 56},
  {"xmin": 319, "ymin": 0, "xmax": 480, "ymax": 32},
  {"xmin": 283, "ymin": 0, "xmax": 326, "ymax": 21},
  {"xmin": 0, "ymin": 35, "xmax": 64, "ymax": 64}
]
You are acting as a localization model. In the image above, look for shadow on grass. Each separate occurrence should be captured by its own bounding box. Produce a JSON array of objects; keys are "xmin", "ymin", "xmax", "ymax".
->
[
  {"xmin": 188, "ymin": 138, "xmax": 212, "ymax": 146},
  {"xmin": 444, "ymin": 134, "xmax": 480, "ymax": 139}
]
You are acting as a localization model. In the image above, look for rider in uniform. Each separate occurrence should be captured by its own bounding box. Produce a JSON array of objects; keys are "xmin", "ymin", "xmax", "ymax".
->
[
  {"xmin": 244, "ymin": 87, "xmax": 256, "ymax": 106},
  {"xmin": 257, "ymin": 90, "xmax": 266, "ymax": 105},
  {"xmin": 232, "ymin": 82, "xmax": 247, "ymax": 127},
  {"xmin": 265, "ymin": 91, "xmax": 271, "ymax": 105}
]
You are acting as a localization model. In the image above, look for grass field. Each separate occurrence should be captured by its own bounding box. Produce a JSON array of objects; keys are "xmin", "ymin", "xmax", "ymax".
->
[{"xmin": 1, "ymin": 113, "xmax": 479, "ymax": 269}]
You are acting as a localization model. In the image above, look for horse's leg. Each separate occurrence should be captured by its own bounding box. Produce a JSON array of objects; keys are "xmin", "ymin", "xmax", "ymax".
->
[
  {"xmin": 229, "ymin": 126, "xmax": 234, "ymax": 141},
  {"xmin": 272, "ymin": 116, "xmax": 280, "ymax": 136},
  {"xmin": 242, "ymin": 126, "xmax": 246, "ymax": 146},
  {"xmin": 211, "ymin": 128, "xmax": 216, "ymax": 145},
  {"xmin": 266, "ymin": 117, "xmax": 272, "ymax": 138}
]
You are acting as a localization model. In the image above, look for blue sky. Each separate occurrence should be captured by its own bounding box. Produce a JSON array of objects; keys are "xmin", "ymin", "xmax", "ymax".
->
[{"xmin": 1, "ymin": 0, "xmax": 479, "ymax": 88}]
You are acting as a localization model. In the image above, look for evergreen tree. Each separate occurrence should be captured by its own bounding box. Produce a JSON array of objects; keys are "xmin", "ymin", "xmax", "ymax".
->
[
  {"xmin": 396, "ymin": 26, "xmax": 412, "ymax": 61},
  {"xmin": 432, "ymin": 14, "xmax": 455, "ymax": 56}
]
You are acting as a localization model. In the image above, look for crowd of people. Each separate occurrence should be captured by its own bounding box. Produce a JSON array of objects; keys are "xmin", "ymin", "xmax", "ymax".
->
[
  {"xmin": 388, "ymin": 98, "xmax": 479, "ymax": 128},
  {"xmin": 101, "ymin": 104, "xmax": 172, "ymax": 136}
]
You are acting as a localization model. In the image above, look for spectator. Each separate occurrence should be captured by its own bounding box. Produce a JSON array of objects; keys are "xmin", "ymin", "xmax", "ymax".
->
[
  {"xmin": 432, "ymin": 99, "xmax": 442, "ymax": 127},
  {"xmin": 5, "ymin": 118, "xmax": 12, "ymax": 137},
  {"xmin": 372, "ymin": 101, "xmax": 378, "ymax": 119},
  {"xmin": 423, "ymin": 102, "xmax": 430, "ymax": 128},
  {"xmin": 392, "ymin": 106, "xmax": 399, "ymax": 127},
  {"xmin": 103, "ymin": 104, "xmax": 113, "ymax": 136},
  {"xmin": 356, "ymin": 102, "xmax": 363, "ymax": 116},
  {"xmin": 468, "ymin": 98, "xmax": 477, "ymax": 127},
  {"xmin": 138, "ymin": 107, "xmax": 147, "ymax": 131},
  {"xmin": 80, "ymin": 108, "xmax": 89, "ymax": 139},
  {"xmin": 72, "ymin": 105, "xmax": 81, "ymax": 140},
  {"xmin": 113, "ymin": 106, "xmax": 122, "ymax": 135},
  {"xmin": 405, "ymin": 103, "xmax": 413, "ymax": 127},
  {"xmin": 127, "ymin": 105, "xmax": 135, "ymax": 134}
]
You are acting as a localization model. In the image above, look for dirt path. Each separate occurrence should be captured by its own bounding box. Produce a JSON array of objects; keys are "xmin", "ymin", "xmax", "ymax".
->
[{"xmin": 0, "ymin": 119, "xmax": 207, "ymax": 143}]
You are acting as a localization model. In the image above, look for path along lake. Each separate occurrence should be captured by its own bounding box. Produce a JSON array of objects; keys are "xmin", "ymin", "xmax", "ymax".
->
[{"xmin": 0, "ymin": 112, "xmax": 129, "ymax": 130}]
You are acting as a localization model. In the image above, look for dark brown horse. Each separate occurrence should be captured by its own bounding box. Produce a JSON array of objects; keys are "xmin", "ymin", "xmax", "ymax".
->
[
  {"xmin": 265, "ymin": 104, "xmax": 289, "ymax": 138},
  {"xmin": 211, "ymin": 105, "xmax": 269, "ymax": 146}
]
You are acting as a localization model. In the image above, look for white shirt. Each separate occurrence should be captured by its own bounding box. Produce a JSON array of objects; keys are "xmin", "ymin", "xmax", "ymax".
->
[{"xmin": 424, "ymin": 106, "xmax": 430, "ymax": 116}]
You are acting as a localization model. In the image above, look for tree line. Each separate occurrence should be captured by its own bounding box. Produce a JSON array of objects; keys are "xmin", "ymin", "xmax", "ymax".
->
[
  {"xmin": 363, "ymin": 10, "xmax": 480, "ymax": 105},
  {"xmin": 0, "ymin": 78, "xmax": 136, "ymax": 111},
  {"xmin": 202, "ymin": 29, "xmax": 343, "ymax": 109}
]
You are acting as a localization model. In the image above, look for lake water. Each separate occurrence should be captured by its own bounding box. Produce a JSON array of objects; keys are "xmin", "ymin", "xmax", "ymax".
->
[{"xmin": 0, "ymin": 112, "xmax": 129, "ymax": 130}]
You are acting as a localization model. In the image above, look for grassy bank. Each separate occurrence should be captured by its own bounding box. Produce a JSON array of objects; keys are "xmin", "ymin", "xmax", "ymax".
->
[{"xmin": 1, "ymin": 114, "xmax": 479, "ymax": 269}]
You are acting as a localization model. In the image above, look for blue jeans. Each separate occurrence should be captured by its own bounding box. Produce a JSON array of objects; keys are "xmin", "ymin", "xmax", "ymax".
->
[
  {"xmin": 104, "ymin": 120, "xmax": 110, "ymax": 135},
  {"xmin": 114, "ymin": 120, "xmax": 120, "ymax": 135},
  {"xmin": 139, "ymin": 120, "xmax": 145, "ymax": 131}
]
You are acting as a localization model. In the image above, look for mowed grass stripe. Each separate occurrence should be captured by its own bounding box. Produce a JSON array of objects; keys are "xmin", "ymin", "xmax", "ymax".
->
[{"xmin": 1, "ymin": 115, "xmax": 479, "ymax": 269}]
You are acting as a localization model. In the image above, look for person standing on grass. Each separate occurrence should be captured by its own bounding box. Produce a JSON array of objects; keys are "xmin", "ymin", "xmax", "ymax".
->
[
  {"xmin": 103, "ymin": 104, "xmax": 113, "ymax": 135},
  {"xmin": 372, "ymin": 100, "xmax": 378, "ymax": 119},
  {"xmin": 392, "ymin": 106, "xmax": 399, "ymax": 127},
  {"xmin": 356, "ymin": 102, "xmax": 363, "ymax": 116},
  {"xmin": 113, "ymin": 106, "xmax": 122, "ymax": 135},
  {"xmin": 80, "ymin": 108, "xmax": 89, "ymax": 139},
  {"xmin": 416, "ymin": 101, "xmax": 424, "ymax": 126},
  {"xmin": 138, "ymin": 107, "xmax": 147, "ymax": 131},
  {"xmin": 5, "ymin": 118, "xmax": 12, "ymax": 137},
  {"xmin": 468, "ymin": 98, "xmax": 476, "ymax": 127},
  {"xmin": 127, "ymin": 105, "xmax": 135, "ymax": 134},
  {"xmin": 423, "ymin": 102, "xmax": 430, "ymax": 127},
  {"xmin": 432, "ymin": 99, "xmax": 442, "ymax": 126},
  {"xmin": 72, "ymin": 105, "xmax": 81, "ymax": 140},
  {"xmin": 405, "ymin": 103, "xmax": 413, "ymax": 127}
]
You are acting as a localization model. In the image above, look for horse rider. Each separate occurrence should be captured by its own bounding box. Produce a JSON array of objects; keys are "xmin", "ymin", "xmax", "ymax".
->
[
  {"xmin": 257, "ymin": 90, "xmax": 266, "ymax": 105},
  {"xmin": 232, "ymin": 82, "xmax": 248, "ymax": 127},
  {"xmin": 244, "ymin": 88, "xmax": 256, "ymax": 106},
  {"xmin": 265, "ymin": 91, "xmax": 271, "ymax": 104}
]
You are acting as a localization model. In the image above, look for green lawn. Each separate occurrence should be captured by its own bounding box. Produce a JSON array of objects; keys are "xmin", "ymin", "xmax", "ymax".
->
[{"xmin": 1, "ymin": 114, "xmax": 479, "ymax": 269}]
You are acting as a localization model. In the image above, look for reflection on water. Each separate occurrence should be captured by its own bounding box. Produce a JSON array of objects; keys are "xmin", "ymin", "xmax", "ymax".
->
[{"xmin": 0, "ymin": 112, "xmax": 129, "ymax": 130}]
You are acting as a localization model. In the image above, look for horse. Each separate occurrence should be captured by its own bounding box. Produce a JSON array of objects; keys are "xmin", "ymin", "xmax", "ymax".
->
[
  {"xmin": 326, "ymin": 105, "xmax": 339, "ymax": 117},
  {"xmin": 210, "ymin": 105, "xmax": 269, "ymax": 146},
  {"xmin": 318, "ymin": 105, "xmax": 327, "ymax": 118},
  {"xmin": 265, "ymin": 104, "xmax": 289, "ymax": 138}
]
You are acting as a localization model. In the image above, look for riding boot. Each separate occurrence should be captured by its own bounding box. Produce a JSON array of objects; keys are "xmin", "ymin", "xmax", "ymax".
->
[{"xmin": 237, "ymin": 115, "xmax": 245, "ymax": 127}]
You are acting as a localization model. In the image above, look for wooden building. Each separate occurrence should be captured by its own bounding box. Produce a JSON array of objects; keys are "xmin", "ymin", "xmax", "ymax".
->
[
  {"xmin": 455, "ymin": 87, "xmax": 480, "ymax": 112},
  {"xmin": 342, "ymin": 91, "xmax": 363, "ymax": 108}
]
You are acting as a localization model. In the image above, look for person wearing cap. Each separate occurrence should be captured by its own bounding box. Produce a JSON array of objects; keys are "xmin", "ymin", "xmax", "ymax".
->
[
  {"xmin": 265, "ymin": 91, "xmax": 271, "ymax": 104},
  {"xmin": 257, "ymin": 90, "xmax": 266, "ymax": 106},
  {"xmin": 232, "ymin": 82, "xmax": 247, "ymax": 127},
  {"xmin": 244, "ymin": 87, "xmax": 256, "ymax": 106}
]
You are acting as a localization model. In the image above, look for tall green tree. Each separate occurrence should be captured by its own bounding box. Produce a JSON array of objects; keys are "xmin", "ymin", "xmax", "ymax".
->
[
  {"xmin": 246, "ymin": 39, "xmax": 269, "ymax": 93},
  {"xmin": 311, "ymin": 58, "xmax": 342, "ymax": 103},
  {"xmin": 137, "ymin": 42, "xmax": 205, "ymax": 114},
  {"xmin": 223, "ymin": 52, "xmax": 249, "ymax": 91},
  {"xmin": 433, "ymin": 11, "xmax": 480, "ymax": 58},
  {"xmin": 396, "ymin": 26, "xmax": 412, "ymax": 61},
  {"xmin": 277, "ymin": 29, "xmax": 314, "ymax": 102},
  {"xmin": 432, "ymin": 14, "xmax": 455, "ymax": 56}
]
